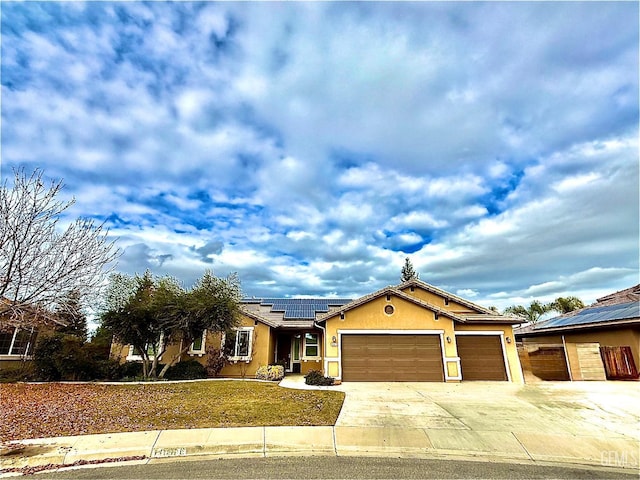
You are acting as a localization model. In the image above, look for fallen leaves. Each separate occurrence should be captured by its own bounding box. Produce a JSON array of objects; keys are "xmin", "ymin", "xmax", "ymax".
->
[{"xmin": 0, "ymin": 381, "xmax": 345, "ymax": 442}]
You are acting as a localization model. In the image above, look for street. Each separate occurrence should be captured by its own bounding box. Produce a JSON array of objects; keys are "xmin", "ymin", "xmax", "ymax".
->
[{"xmin": 35, "ymin": 456, "xmax": 638, "ymax": 479}]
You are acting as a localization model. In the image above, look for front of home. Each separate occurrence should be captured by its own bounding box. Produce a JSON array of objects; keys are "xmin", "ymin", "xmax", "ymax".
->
[{"xmin": 111, "ymin": 279, "xmax": 524, "ymax": 382}]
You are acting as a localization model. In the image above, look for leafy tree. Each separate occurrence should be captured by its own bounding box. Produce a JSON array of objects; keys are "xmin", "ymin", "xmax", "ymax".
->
[
  {"xmin": 157, "ymin": 271, "xmax": 241, "ymax": 378},
  {"xmin": 101, "ymin": 271, "xmax": 180, "ymax": 379},
  {"xmin": 504, "ymin": 300, "xmax": 552, "ymax": 324},
  {"xmin": 101, "ymin": 270, "xmax": 241, "ymax": 379},
  {"xmin": 0, "ymin": 168, "xmax": 119, "ymax": 331},
  {"xmin": 549, "ymin": 296, "xmax": 584, "ymax": 314},
  {"xmin": 400, "ymin": 257, "xmax": 419, "ymax": 282}
]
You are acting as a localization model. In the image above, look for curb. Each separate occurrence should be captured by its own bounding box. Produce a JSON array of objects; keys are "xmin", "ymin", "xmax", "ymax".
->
[{"xmin": 2, "ymin": 426, "xmax": 638, "ymax": 476}]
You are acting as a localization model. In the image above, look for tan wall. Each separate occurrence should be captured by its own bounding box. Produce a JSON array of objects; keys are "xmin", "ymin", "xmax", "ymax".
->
[
  {"xmin": 454, "ymin": 323, "xmax": 524, "ymax": 383},
  {"xmin": 400, "ymin": 286, "xmax": 476, "ymax": 314},
  {"xmin": 109, "ymin": 314, "xmax": 277, "ymax": 379},
  {"xmin": 201, "ymin": 316, "xmax": 274, "ymax": 378},
  {"xmin": 325, "ymin": 294, "xmax": 458, "ymax": 381}
]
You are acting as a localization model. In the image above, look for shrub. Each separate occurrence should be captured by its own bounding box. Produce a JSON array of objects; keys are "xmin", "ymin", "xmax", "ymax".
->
[
  {"xmin": 0, "ymin": 362, "xmax": 36, "ymax": 382},
  {"xmin": 94, "ymin": 359, "xmax": 123, "ymax": 381},
  {"xmin": 205, "ymin": 346, "xmax": 228, "ymax": 377},
  {"xmin": 33, "ymin": 333, "xmax": 64, "ymax": 381},
  {"xmin": 304, "ymin": 369, "xmax": 334, "ymax": 386},
  {"xmin": 120, "ymin": 361, "xmax": 144, "ymax": 379},
  {"xmin": 164, "ymin": 360, "xmax": 207, "ymax": 380},
  {"xmin": 256, "ymin": 365, "xmax": 285, "ymax": 381}
]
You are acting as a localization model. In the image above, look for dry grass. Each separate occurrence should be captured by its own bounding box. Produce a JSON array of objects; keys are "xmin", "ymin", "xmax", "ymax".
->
[{"xmin": 0, "ymin": 380, "xmax": 345, "ymax": 441}]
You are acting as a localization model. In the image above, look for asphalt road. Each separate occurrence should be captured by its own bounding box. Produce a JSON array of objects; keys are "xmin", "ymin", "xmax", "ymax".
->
[{"xmin": 35, "ymin": 456, "xmax": 638, "ymax": 479}]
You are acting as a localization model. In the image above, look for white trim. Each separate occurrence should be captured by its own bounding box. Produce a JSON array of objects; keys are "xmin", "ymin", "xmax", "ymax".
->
[
  {"xmin": 0, "ymin": 327, "xmax": 35, "ymax": 358},
  {"xmin": 224, "ymin": 327, "xmax": 254, "ymax": 362},
  {"xmin": 454, "ymin": 331, "xmax": 511, "ymax": 382},
  {"xmin": 188, "ymin": 330, "xmax": 207, "ymax": 356},
  {"xmin": 302, "ymin": 332, "xmax": 320, "ymax": 360},
  {"xmin": 125, "ymin": 335, "xmax": 164, "ymax": 362},
  {"xmin": 336, "ymin": 329, "xmax": 457, "ymax": 381}
]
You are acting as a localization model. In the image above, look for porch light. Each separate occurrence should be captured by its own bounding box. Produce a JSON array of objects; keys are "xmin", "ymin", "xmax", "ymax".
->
[
  {"xmin": 506, "ymin": 337, "xmax": 512, "ymax": 344},
  {"xmin": 332, "ymin": 336, "xmax": 337, "ymax": 343},
  {"xmin": 446, "ymin": 336, "xmax": 451, "ymax": 343}
]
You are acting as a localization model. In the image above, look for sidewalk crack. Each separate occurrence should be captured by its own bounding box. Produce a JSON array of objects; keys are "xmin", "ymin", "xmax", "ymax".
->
[
  {"xmin": 511, "ymin": 432, "xmax": 534, "ymax": 461},
  {"xmin": 149, "ymin": 430, "xmax": 162, "ymax": 458}
]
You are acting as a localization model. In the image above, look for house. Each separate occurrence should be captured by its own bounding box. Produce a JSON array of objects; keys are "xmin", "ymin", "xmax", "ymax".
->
[
  {"xmin": 111, "ymin": 279, "xmax": 524, "ymax": 382},
  {"xmin": 0, "ymin": 326, "xmax": 39, "ymax": 371},
  {"xmin": 0, "ymin": 300, "xmax": 62, "ymax": 372},
  {"xmin": 515, "ymin": 285, "xmax": 640, "ymax": 381}
]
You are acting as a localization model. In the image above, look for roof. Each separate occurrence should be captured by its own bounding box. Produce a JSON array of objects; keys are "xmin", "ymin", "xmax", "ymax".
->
[
  {"xmin": 316, "ymin": 281, "xmax": 519, "ymax": 325},
  {"xmin": 240, "ymin": 297, "xmax": 352, "ymax": 329},
  {"xmin": 515, "ymin": 285, "xmax": 640, "ymax": 336},
  {"xmin": 398, "ymin": 279, "xmax": 500, "ymax": 315}
]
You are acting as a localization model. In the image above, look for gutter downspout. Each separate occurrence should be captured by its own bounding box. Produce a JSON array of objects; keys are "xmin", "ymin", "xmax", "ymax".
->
[
  {"xmin": 314, "ymin": 321, "xmax": 327, "ymax": 375},
  {"xmin": 562, "ymin": 334, "xmax": 573, "ymax": 381}
]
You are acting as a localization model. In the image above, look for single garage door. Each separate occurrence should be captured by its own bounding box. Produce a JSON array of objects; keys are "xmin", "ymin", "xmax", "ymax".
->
[
  {"xmin": 456, "ymin": 335, "xmax": 508, "ymax": 381},
  {"xmin": 341, "ymin": 334, "xmax": 444, "ymax": 382}
]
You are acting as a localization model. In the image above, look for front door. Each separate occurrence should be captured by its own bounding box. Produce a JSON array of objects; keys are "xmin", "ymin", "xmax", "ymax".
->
[
  {"xmin": 292, "ymin": 335, "xmax": 302, "ymax": 373},
  {"xmin": 276, "ymin": 334, "xmax": 291, "ymax": 371}
]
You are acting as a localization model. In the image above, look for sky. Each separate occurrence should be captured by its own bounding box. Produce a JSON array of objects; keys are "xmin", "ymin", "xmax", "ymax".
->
[{"xmin": 2, "ymin": 1, "xmax": 638, "ymax": 312}]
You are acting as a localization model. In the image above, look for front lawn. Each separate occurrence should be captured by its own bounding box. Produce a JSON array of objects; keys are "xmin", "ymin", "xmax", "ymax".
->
[{"xmin": 0, "ymin": 380, "xmax": 345, "ymax": 441}]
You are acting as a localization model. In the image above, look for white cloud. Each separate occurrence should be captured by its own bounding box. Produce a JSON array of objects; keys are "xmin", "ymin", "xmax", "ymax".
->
[{"xmin": 2, "ymin": 2, "xmax": 637, "ymax": 304}]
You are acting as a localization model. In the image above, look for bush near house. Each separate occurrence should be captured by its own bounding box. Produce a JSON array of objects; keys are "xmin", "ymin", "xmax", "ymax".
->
[
  {"xmin": 255, "ymin": 365, "xmax": 285, "ymax": 381},
  {"xmin": 164, "ymin": 360, "xmax": 208, "ymax": 380},
  {"xmin": 304, "ymin": 370, "xmax": 335, "ymax": 386}
]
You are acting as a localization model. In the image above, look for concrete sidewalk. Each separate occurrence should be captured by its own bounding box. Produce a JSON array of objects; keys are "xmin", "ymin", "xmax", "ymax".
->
[{"xmin": 2, "ymin": 380, "xmax": 639, "ymax": 475}]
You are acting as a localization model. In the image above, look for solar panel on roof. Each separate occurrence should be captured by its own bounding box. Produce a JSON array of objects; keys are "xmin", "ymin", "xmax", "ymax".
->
[{"xmin": 536, "ymin": 301, "xmax": 639, "ymax": 330}]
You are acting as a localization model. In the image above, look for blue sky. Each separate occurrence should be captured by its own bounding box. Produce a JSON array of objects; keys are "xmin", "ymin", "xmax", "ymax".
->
[{"xmin": 2, "ymin": 2, "xmax": 638, "ymax": 310}]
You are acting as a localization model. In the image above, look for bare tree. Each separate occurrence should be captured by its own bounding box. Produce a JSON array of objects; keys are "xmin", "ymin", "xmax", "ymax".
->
[{"xmin": 0, "ymin": 168, "xmax": 119, "ymax": 330}]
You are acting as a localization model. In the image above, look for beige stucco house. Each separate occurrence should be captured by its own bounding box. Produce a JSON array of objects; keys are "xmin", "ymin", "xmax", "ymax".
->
[{"xmin": 111, "ymin": 279, "xmax": 524, "ymax": 382}]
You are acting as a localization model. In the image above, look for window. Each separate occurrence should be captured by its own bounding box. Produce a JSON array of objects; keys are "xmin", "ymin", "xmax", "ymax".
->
[
  {"xmin": 224, "ymin": 328, "xmax": 253, "ymax": 361},
  {"xmin": 304, "ymin": 333, "xmax": 319, "ymax": 358},
  {"xmin": 0, "ymin": 328, "xmax": 37, "ymax": 357},
  {"xmin": 127, "ymin": 335, "xmax": 164, "ymax": 361},
  {"xmin": 189, "ymin": 330, "xmax": 207, "ymax": 355}
]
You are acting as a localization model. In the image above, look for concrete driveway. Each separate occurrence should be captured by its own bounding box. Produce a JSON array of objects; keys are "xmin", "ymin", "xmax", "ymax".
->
[
  {"xmin": 330, "ymin": 380, "xmax": 639, "ymax": 468},
  {"xmin": 334, "ymin": 381, "xmax": 640, "ymax": 439}
]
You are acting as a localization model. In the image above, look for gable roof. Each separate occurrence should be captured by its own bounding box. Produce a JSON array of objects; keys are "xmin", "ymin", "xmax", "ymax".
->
[
  {"xmin": 316, "ymin": 282, "xmax": 519, "ymax": 325},
  {"xmin": 398, "ymin": 279, "xmax": 499, "ymax": 315},
  {"xmin": 515, "ymin": 285, "xmax": 640, "ymax": 336},
  {"xmin": 316, "ymin": 286, "xmax": 466, "ymax": 323}
]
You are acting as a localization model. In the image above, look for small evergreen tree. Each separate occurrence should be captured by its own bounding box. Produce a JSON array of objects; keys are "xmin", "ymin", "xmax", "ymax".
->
[
  {"xmin": 401, "ymin": 257, "xmax": 419, "ymax": 282},
  {"xmin": 55, "ymin": 290, "xmax": 88, "ymax": 341}
]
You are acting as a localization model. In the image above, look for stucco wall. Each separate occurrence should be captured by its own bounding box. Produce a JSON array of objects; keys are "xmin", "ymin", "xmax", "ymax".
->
[
  {"xmin": 324, "ymin": 294, "xmax": 459, "ymax": 380},
  {"xmin": 323, "ymin": 292, "xmax": 523, "ymax": 383},
  {"xmin": 399, "ymin": 286, "xmax": 476, "ymax": 314}
]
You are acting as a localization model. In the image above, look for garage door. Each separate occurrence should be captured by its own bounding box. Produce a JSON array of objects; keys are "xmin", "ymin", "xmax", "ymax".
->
[
  {"xmin": 341, "ymin": 334, "xmax": 444, "ymax": 382},
  {"xmin": 456, "ymin": 335, "xmax": 508, "ymax": 381}
]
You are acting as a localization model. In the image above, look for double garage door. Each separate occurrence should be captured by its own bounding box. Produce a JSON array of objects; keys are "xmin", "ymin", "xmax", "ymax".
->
[{"xmin": 341, "ymin": 334, "xmax": 507, "ymax": 382}]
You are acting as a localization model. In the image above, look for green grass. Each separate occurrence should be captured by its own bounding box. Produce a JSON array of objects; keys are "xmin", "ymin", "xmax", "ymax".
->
[{"xmin": 0, "ymin": 380, "xmax": 345, "ymax": 441}]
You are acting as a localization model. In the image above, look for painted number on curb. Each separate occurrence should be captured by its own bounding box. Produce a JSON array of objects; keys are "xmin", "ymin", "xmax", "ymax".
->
[{"xmin": 153, "ymin": 447, "xmax": 187, "ymax": 457}]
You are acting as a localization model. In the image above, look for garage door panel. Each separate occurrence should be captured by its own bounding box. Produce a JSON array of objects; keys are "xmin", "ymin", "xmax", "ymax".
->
[
  {"xmin": 456, "ymin": 335, "xmax": 508, "ymax": 381},
  {"xmin": 341, "ymin": 334, "xmax": 444, "ymax": 382}
]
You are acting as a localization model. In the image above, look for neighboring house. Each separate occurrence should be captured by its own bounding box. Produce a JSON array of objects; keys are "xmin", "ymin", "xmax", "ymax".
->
[
  {"xmin": 515, "ymin": 285, "xmax": 640, "ymax": 381},
  {"xmin": 111, "ymin": 279, "xmax": 525, "ymax": 382},
  {"xmin": 0, "ymin": 326, "xmax": 39, "ymax": 370}
]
